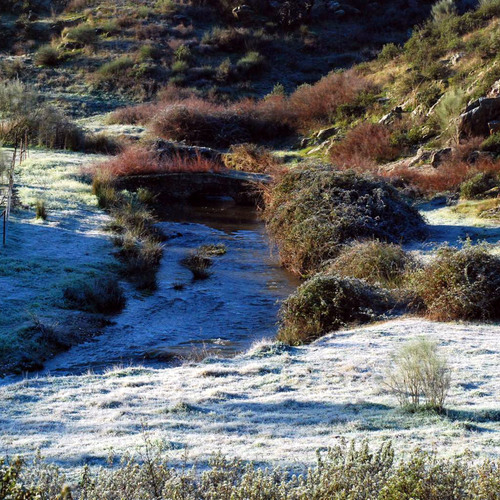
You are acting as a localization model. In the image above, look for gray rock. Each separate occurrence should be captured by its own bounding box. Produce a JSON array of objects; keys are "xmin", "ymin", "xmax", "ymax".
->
[
  {"xmin": 409, "ymin": 148, "xmax": 433, "ymax": 167},
  {"xmin": 488, "ymin": 79, "xmax": 500, "ymax": 98},
  {"xmin": 316, "ymin": 126, "xmax": 337, "ymax": 142},
  {"xmin": 379, "ymin": 106, "xmax": 403, "ymax": 126},
  {"xmin": 232, "ymin": 5, "xmax": 256, "ymax": 21},
  {"xmin": 458, "ymin": 97, "xmax": 500, "ymax": 138},
  {"xmin": 430, "ymin": 147, "xmax": 452, "ymax": 168}
]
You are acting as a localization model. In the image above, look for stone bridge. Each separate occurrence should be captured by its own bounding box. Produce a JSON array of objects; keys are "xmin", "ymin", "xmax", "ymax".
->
[{"xmin": 112, "ymin": 170, "xmax": 271, "ymax": 206}]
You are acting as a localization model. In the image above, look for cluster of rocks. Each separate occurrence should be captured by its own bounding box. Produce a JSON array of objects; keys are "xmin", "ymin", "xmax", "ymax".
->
[{"xmin": 458, "ymin": 95, "xmax": 500, "ymax": 138}]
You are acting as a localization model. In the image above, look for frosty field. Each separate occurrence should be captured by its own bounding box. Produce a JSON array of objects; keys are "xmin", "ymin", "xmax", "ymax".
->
[{"xmin": 0, "ymin": 318, "xmax": 498, "ymax": 472}]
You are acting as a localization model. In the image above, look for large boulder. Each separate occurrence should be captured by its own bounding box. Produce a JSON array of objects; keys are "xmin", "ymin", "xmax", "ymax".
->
[{"xmin": 458, "ymin": 97, "xmax": 500, "ymax": 138}]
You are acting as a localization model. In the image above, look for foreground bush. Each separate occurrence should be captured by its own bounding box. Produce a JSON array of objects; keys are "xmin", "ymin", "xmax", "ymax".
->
[
  {"xmin": 326, "ymin": 240, "xmax": 414, "ymax": 288},
  {"xmin": 264, "ymin": 167, "xmax": 427, "ymax": 276},
  {"xmin": 278, "ymin": 274, "xmax": 389, "ymax": 345},
  {"xmin": 385, "ymin": 337, "xmax": 451, "ymax": 411},
  {"xmin": 409, "ymin": 244, "xmax": 500, "ymax": 321},
  {"xmin": 2, "ymin": 441, "xmax": 499, "ymax": 499}
]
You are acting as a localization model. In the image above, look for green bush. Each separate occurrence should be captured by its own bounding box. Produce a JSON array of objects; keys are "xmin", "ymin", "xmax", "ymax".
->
[
  {"xmin": 409, "ymin": 244, "xmax": 500, "ymax": 320},
  {"xmin": 174, "ymin": 44, "xmax": 192, "ymax": 62},
  {"xmin": 431, "ymin": 0, "xmax": 458, "ymax": 23},
  {"xmin": 35, "ymin": 199, "xmax": 47, "ymax": 220},
  {"xmin": 327, "ymin": 241, "xmax": 414, "ymax": 288},
  {"xmin": 378, "ymin": 42, "xmax": 402, "ymax": 62},
  {"xmin": 138, "ymin": 44, "xmax": 162, "ymax": 61},
  {"xmin": 98, "ymin": 57, "xmax": 134, "ymax": 79},
  {"xmin": 215, "ymin": 57, "xmax": 233, "ymax": 82},
  {"xmin": 278, "ymin": 274, "xmax": 389, "ymax": 345},
  {"xmin": 171, "ymin": 60, "xmax": 189, "ymax": 74},
  {"xmin": 63, "ymin": 23, "xmax": 98, "ymax": 47},
  {"xmin": 236, "ymin": 51, "xmax": 266, "ymax": 78},
  {"xmin": 481, "ymin": 132, "xmax": 500, "ymax": 154},
  {"xmin": 181, "ymin": 252, "xmax": 213, "ymax": 280},
  {"xmin": 460, "ymin": 172, "xmax": 499, "ymax": 199},
  {"xmin": 34, "ymin": 45, "xmax": 60, "ymax": 66},
  {"xmin": 264, "ymin": 167, "xmax": 427, "ymax": 276}
]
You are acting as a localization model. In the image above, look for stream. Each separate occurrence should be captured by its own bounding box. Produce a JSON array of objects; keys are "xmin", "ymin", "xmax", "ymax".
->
[{"xmin": 42, "ymin": 200, "xmax": 299, "ymax": 375}]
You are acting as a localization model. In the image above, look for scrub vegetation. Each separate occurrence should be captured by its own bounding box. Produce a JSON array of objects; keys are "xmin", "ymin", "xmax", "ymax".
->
[{"xmin": 1, "ymin": 441, "xmax": 499, "ymax": 499}]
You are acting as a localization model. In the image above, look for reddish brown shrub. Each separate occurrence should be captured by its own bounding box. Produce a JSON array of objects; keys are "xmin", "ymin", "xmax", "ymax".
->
[
  {"xmin": 391, "ymin": 157, "xmax": 500, "ymax": 194},
  {"xmin": 289, "ymin": 70, "xmax": 374, "ymax": 128},
  {"xmin": 107, "ymin": 103, "xmax": 156, "ymax": 125},
  {"xmin": 108, "ymin": 70, "xmax": 373, "ymax": 145},
  {"xmin": 330, "ymin": 123, "xmax": 401, "ymax": 170},
  {"xmin": 94, "ymin": 146, "xmax": 223, "ymax": 177},
  {"xmin": 150, "ymin": 98, "xmax": 292, "ymax": 148}
]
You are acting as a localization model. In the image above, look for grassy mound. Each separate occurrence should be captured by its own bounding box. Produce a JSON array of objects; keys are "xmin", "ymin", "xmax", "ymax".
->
[
  {"xmin": 409, "ymin": 245, "xmax": 500, "ymax": 321},
  {"xmin": 264, "ymin": 167, "xmax": 427, "ymax": 276},
  {"xmin": 278, "ymin": 274, "xmax": 390, "ymax": 345}
]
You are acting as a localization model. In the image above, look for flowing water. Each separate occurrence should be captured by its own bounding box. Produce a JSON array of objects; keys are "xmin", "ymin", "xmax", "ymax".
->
[{"xmin": 42, "ymin": 200, "xmax": 299, "ymax": 375}]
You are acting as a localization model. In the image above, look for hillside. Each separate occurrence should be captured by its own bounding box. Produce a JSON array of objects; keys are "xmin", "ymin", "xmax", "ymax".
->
[{"xmin": 1, "ymin": 0, "xmax": 437, "ymax": 115}]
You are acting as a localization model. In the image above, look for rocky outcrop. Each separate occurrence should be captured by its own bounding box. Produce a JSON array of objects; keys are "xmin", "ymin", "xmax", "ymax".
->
[
  {"xmin": 458, "ymin": 97, "xmax": 500, "ymax": 138},
  {"xmin": 430, "ymin": 147, "xmax": 452, "ymax": 168}
]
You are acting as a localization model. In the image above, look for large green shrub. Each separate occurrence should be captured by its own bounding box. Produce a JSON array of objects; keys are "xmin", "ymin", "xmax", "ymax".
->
[
  {"xmin": 264, "ymin": 167, "xmax": 427, "ymax": 276},
  {"xmin": 460, "ymin": 172, "xmax": 499, "ymax": 199}
]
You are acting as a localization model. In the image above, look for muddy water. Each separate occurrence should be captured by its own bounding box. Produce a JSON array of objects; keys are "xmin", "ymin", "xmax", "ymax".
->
[{"xmin": 42, "ymin": 200, "xmax": 299, "ymax": 375}]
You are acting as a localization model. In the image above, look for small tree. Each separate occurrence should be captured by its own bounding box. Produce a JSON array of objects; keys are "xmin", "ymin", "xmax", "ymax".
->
[{"xmin": 385, "ymin": 338, "xmax": 451, "ymax": 411}]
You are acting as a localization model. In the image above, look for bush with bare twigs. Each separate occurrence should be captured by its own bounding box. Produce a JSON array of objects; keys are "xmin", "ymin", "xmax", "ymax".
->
[
  {"xmin": 95, "ymin": 146, "xmax": 223, "ymax": 177},
  {"xmin": 385, "ymin": 337, "xmax": 451, "ymax": 411}
]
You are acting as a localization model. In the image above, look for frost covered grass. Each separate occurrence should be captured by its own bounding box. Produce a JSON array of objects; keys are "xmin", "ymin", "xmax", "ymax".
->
[
  {"xmin": 0, "ymin": 319, "xmax": 498, "ymax": 471},
  {"xmin": 0, "ymin": 149, "xmax": 117, "ymax": 373}
]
